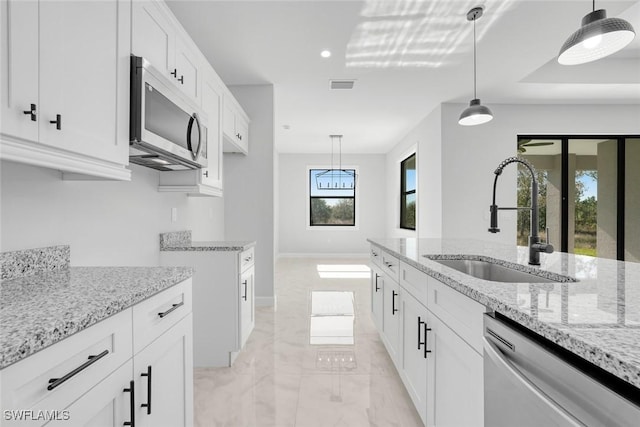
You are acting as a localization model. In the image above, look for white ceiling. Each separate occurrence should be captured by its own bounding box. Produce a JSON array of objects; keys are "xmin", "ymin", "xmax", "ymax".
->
[{"xmin": 166, "ymin": 0, "xmax": 640, "ymax": 154}]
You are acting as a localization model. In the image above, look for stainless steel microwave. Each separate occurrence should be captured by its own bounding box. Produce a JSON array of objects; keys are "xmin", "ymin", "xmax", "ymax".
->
[{"xmin": 129, "ymin": 55, "xmax": 207, "ymax": 171}]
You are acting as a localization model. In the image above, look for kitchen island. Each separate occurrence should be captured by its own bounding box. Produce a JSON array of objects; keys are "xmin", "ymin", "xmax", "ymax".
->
[{"xmin": 368, "ymin": 237, "xmax": 640, "ymax": 389}]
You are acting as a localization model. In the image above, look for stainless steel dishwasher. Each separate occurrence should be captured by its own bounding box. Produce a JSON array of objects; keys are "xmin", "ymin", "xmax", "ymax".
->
[{"xmin": 484, "ymin": 313, "xmax": 640, "ymax": 427}]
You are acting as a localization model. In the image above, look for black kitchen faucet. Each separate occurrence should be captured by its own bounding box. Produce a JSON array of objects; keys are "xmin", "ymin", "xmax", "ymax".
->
[{"xmin": 489, "ymin": 156, "xmax": 554, "ymax": 265}]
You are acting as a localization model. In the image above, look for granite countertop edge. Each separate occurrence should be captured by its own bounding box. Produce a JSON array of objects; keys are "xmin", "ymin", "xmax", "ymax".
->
[
  {"xmin": 367, "ymin": 238, "xmax": 640, "ymax": 389},
  {"xmin": 0, "ymin": 266, "xmax": 193, "ymax": 370},
  {"xmin": 160, "ymin": 240, "xmax": 256, "ymax": 252}
]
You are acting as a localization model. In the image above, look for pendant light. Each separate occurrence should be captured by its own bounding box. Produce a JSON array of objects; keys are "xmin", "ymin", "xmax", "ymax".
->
[
  {"xmin": 459, "ymin": 6, "xmax": 493, "ymax": 126},
  {"xmin": 558, "ymin": 0, "xmax": 635, "ymax": 65},
  {"xmin": 315, "ymin": 135, "xmax": 356, "ymax": 190}
]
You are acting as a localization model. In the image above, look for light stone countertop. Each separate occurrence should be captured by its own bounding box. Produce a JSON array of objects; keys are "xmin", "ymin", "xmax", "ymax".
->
[
  {"xmin": 159, "ymin": 230, "xmax": 255, "ymax": 252},
  {"xmin": 368, "ymin": 238, "xmax": 640, "ymax": 389},
  {"xmin": 0, "ymin": 265, "xmax": 193, "ymax": 369}
]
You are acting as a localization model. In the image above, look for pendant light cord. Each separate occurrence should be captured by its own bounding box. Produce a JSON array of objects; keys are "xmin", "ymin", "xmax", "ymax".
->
[{"xmin": 473, "ymin": 16, "xmax": 477, "ymax": 99}]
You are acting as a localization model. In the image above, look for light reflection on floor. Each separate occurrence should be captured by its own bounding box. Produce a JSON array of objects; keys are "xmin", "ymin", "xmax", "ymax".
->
[{"xmin": 316, "ymin": 264, "xmax": 371, "ymax": 279}]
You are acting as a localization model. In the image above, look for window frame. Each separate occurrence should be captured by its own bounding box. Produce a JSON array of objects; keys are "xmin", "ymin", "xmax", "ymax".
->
[
  {"xmin": 307, "ymin": 166, "xmax": 358, "ymax": 229},
  {"xmin": 400, "ymin": 153, "xmax": 416, "ymax": 230}
]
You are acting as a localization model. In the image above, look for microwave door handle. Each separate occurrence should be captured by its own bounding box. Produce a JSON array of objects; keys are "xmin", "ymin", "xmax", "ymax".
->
[{"xmin": 186, "ymin": 112, "xmax": 202, "ymax": 161}]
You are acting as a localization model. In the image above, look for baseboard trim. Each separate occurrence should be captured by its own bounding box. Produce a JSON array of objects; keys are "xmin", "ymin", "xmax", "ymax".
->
[
  {"xmin": 277, "ymin": 252, "xmax": 369, "ymax": 259},
  {"xmin": 256, "ymin": 296, "xmax": 275, "ymax": 307}
]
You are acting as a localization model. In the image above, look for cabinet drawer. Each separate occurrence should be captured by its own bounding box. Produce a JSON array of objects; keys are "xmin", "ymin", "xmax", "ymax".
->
[
  {"xmin": 369, "ymin": 245, "xmax": 382, "ymax": 268},
  {"xmin": 0, "ymin": 309, "xmax": 132, "ymax": 423},
  {"xmin": 240, "ymin": 247, "xmax": 255, "ymax": 271},
  {"xmin": 133, "ymin": 278, "xmax": 192, "ymax": 354},
  {"xmin": 427, "ymin": 277, "xmax": 486, "ymax": 354},
  {"xmin": 400, "ymin": 261, "xmax": 428, "ymax": 305},
  {"xmin": 381, "ymin": 251, "xmax": 400, "ymax": 283}
]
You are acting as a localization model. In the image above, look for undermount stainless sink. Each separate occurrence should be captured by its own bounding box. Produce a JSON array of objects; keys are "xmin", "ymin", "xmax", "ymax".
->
[{"xmin": 426, "ymin": 257, "xmax": 570, "ymax": 283}]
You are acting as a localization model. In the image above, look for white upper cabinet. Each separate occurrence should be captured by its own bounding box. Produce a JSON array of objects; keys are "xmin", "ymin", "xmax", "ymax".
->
[
  {"xmin": 132, "ymin": 0, "xmax": 202, "ymax": 105},
  {"xmin": 0, "ymin": 0, "xmax": 131, "ymax": 180},
  {"xmin": 200, "ymin": 70, "xmax": 224, "ymax": 190},
  {"xmin": 223, "ymin": 92, "xmax": 250, "ymax": 154}
]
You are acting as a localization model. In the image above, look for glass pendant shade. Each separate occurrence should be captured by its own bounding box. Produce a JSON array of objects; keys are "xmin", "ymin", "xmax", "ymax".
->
[
  {"xmin": 558, "ymin": 9, "xmax": 635, "ymax": 65},
  {"xmin": 459, "ymin": 98, "xmax": 493, "ymax": 126}
]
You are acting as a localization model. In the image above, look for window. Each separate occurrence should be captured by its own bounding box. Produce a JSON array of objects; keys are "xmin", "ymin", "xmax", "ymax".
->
[
  {"xmin": 309, "ymin": 168, "xmax": 356, "ymax": 226},
  {"xmin": 400, "ymin": 153, "xmax": 416, "ymax": 230},
  {"xmin": 517, "ymin": 135, "xmax": 640, "ymax": 261}
]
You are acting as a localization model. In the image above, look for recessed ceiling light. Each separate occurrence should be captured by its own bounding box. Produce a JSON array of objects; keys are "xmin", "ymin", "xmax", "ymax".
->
[{"xmin": 320, "ymin": 50, "xmax": 331, "ymax": 58}]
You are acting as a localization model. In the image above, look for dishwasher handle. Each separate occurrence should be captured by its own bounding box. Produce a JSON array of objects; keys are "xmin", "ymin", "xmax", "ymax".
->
[{"xmin": 483, "ymin": 337, "xmax": 586, "ymax": 427}]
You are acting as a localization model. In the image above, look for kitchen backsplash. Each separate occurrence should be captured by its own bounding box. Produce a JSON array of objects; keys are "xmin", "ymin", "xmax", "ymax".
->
[{"xmin": 0, "ymin": 245, "xmax": 70, "ymax": 281}]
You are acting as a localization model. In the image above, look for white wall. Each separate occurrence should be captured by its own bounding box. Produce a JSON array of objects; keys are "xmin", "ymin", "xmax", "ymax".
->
[
  {"xmin": 224, "ymin": 84, "xmax": 275, "ymax": 305},
  {"xmin": 439, "ymin": 103, "xmax": 640, "ymax": 245},
  {"xmin": 384, "ymin": 103, "xmax": 640, "ymax": 245},
  {"xmin": 278, "ymin": 152, "xmax": 386, "ymax": 256},
  {"xmin": 0, "ymin": 161, "xmax": 224, "ymax": 265},
  {"xmin": 385, "ymin": 105, "xmax": 442, "ymax": 239}
]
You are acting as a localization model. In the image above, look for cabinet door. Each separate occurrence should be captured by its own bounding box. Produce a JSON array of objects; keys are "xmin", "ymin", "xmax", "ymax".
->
[
  {"xmin": 134, "ymin": 314, "xmax": 194, "ymax": 427},
  {"xmin": 49, "ymin": 361, "xmax": 133, "ymax": 427},
  {"xmin": 222, "ymin": 97, "xmax": 235, "ymax": 141},
  {"xmin": 174, "ymin": 35, "xmax": 200, "ymax": 102},
  {"xmin": 239, "ymin": 265, "xmax": 255, "ymax": 348},
  {"xmin": 381, "ymin": 277, "xmax": 401, "ymax": 364},
  {"xmin": 132, "ymin": 0, "xmax": 175, "ymax": 77},
  {"xmin": 401, "ymin": 292, "xmax": 429, "ymax": 425},
  {"xmin": 0, "ymin": 0, "xmax": 39, "ymax": 142},
  {"xmin": 39, "ymin": 0, "xmax": 128, "ymax": 164},
  {"xmin": 370, "ymin": 265, "xmax": 384, "ymax": 330},
  {"xmin": 430, "ymin": 312, "xmax": 484, "ymax": 427},
  {"xmin": 235, "ymin": 114, "xmax": 249, "ymax": 152},
  {"xmin": 200, "ymin": 73, "xmax": 223, "ymax": 190}
]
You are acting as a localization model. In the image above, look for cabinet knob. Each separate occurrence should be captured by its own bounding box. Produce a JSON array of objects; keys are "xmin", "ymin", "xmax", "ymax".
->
[
  {"xmin": 171, "ymin": 69, "xmax": 177, "ymax": 78},
  {"xmin": 49, "ymin": 114, "xmax": 61, "ymax": 130},
  {"xmin": 203, "ymin": 170, "xmax": 209, "ymax": 178},
  {"xmin": 23, "ymin": 103, "xmax": 37, "ymax": 121},
  {"xmin": 178, "ymin": 75, "xmax": 184, "ymax": 85}
]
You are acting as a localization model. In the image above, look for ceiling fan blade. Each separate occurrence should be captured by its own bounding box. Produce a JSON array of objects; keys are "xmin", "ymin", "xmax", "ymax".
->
[{"xmin": 524, "ymin": 142, "xmax": 555, "ymax": 147}]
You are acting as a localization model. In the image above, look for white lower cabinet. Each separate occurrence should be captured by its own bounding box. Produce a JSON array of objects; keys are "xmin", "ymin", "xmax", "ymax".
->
[
  {"xmin": 429, "ymin": 313, "xmax": 484, "ymax": 427},
  {"xmin": 160, "ymin": 247, "xmax": 255, "ymax": 367},
  {"xmin": 401, "ymin": 290, "xmax": 430, "ymax": 425},
  {"xmin": 370, "ymin": 265, "xmax": 384, "ymax": 330},
  {"xmin": 0, "ymin": 279, "xmax": 193, "ymax": 427},
  {"xmin": 134, "ymin": 314, "xmax": 193, "ymax": 427},
  {"xmin": 53, "ymin": 360, "xmax": 134, "ymax": 426},
  {"xmin": 381, "ymin": 273, "xmax": 401, "ymax": 364},
  {"xmin": 370, "ymin": 245, "xmax": 485, "ymax": 427},
  {"xmin": 239, "ymin": 265, "xmax": 255, "ymax": 348}
]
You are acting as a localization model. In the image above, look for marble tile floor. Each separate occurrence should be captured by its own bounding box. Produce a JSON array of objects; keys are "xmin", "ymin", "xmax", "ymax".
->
[{"xmin": 194, "ymin": 257, "xmax": 424, "ymax": 427}]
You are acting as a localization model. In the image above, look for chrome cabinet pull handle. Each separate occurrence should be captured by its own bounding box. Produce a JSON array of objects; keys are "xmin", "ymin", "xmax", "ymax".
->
[
  {"xmin": 47, "ymin": 349, "xmax": 109, "ymax": 390},
  {"xmin": 374, "ymin": 274, "xmax": 381, "ymax": 292},
  {"xmin": 158, "ymin": 301, "xmax": 184, "ymax": 318},
  {"xmin": 23, "ymin": 103, "xmax": 36, "ymax": 121},
  {"xmin": 242, "ymin": 280, "xmax": 248, "ymax": 301}
]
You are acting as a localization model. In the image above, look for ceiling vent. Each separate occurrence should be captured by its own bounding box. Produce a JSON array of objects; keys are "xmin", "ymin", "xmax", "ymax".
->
[{"xmin": 329, "ymin": 79, "xmax": 355, "ymax": 90}]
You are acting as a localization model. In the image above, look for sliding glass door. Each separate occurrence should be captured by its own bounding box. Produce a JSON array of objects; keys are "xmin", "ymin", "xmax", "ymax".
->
[{"xmin": 517, "ymin": 135, "xmax": 639, "ymax": 261}]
